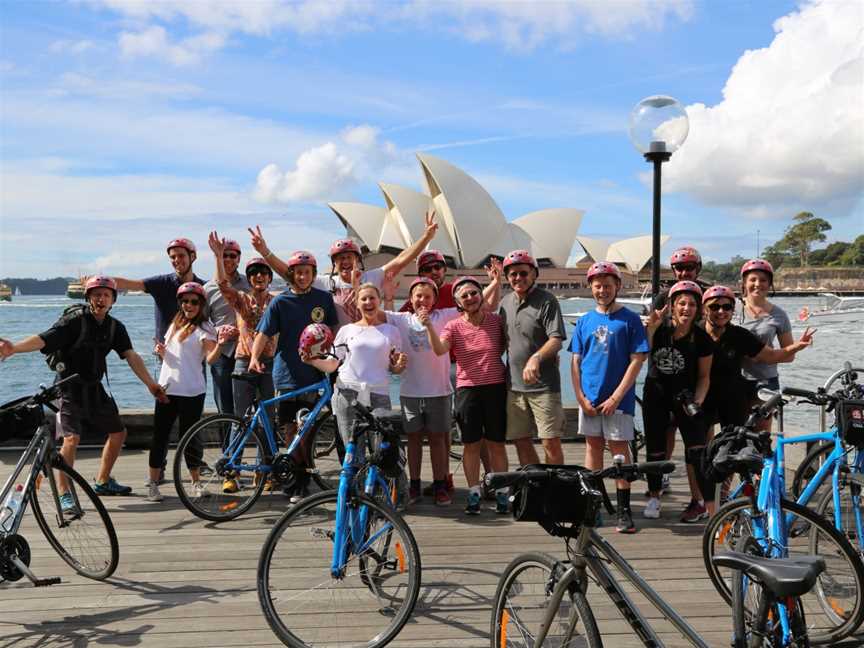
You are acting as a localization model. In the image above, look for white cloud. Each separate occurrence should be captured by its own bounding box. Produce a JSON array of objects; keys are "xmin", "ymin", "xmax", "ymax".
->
[
  {"xmin": 119, "ymin": 25, "xmax": 225, "ymax": 66},
  {"xmin": 664, "ymin": 0, "xmax": 864, "ymax": 213},
  {"xmin": 49, "ymin": 39, "xmax": 96, "ymax": 54},
  {"xmin": 254, "ymin": 125, "xmax": 403, "ymax": 203}
]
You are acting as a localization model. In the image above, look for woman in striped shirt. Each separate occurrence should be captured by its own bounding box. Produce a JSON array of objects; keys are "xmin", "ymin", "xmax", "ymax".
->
[{"xmin": 421, "ymin": 274, "xmax": 509, "ymax": 515}]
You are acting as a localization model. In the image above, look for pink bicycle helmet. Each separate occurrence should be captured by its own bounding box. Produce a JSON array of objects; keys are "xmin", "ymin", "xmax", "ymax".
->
[
  {"xmin": 740, "ymin": 258, "xmax": 774, "ymax": 278},
  {"xmin": 452, "ymin": 276, "xmax": 483, "ymax": 296},
  {"xmin": 166, "ymin": 238, "xmax": 197, "ymax": 256},
  {"xmin": 702, "ymin": 285, "xmax": 736, "ymax": 303},
  {"xmin": 586, "ymin": 261, "xmax": 622, "ymax": 282},
  {"xmin": 502, "ymin": 249, "xmax": 538, "ymax": 271},
  {"xmin": 223, "ymin": 239, "xmax": 241, "ymax": 255},
  {"xmin": 84, "ymin": 275, "xmax": 118, "ymax": 300},
  {"xmin": 176, "ymin": 282, "xmax": 206, "ymax": 300},
  {"xmin": 408, "ymin": 276, "xmax": 439, "ymax": 297},
  {"xmin": 329, "ymin": 238, "xmax": 362, "ymax": 259},
  {"xmin": 417, "ymin": 250, "xmax": 446, "ymax": 271},
  {"xmin": 669, "ymin": 247, "xmax": 702, "ymax": 267},
  {"xmin": 298, "ymin": 323, "xmax": 334, "ymax": 358},
  {"xmin": 286, "ymin": 251, "xmax": 317, "ymax": 269},
  {"xmin": 244, "ymin": 257, "xmax": 272, "ymax": 279},
  {"xmin": 668, "ymin": 280, "xmax": 703, "ymax": 304}
]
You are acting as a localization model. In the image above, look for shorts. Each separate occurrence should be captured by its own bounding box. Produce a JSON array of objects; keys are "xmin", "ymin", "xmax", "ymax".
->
[
  {"xmin": 454, "ymin": 383, "xmax": 506, "ymax": 444},
  {"xmin": 276, "ymin": 390, "xmax": 318, "ymax": 429},
  {"xmin": 333, "ymin": 387, "xmax": 392, "ymax": 446},
  {"xmin": 56, "ymin": 385, "xmax": 124, "ymax": 439},
  {"xmin": 506, "ymin": 390, "xmax": 565, "ymax": 441},
  {"xmin": 400, "ymin": 395, "xmax": 452, "ymax": 435},
  {"xmin": 578, "ymin": 409, "xmax": 634, "ymax": 442}
]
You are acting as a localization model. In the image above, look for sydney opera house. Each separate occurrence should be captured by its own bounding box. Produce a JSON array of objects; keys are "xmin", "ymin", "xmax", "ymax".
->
[{"xmin": 328, "ymin": 153, "xmax": 667, "ymax": 296}]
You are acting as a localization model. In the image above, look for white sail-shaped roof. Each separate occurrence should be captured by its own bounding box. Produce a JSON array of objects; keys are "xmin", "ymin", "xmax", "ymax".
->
[
  {"xmin": 513, "ymin": 209, "xmax": 584, "ymax": 268},
  {"xmin": 575, "ymin": 236, "xmax": 612, "ymax": 264},
  {"xmin": 378, "ymin": 183, "xmax": 459, "ymax": 260},
  {"xmin": 417, "ymin": 153, "xmax": 509, "ymax": 268},
  {"xmin": 327, "ymin": 202, "xmax": 388, "ymax": 253},
  {"xmin": 607, "ymin": 235, "xmax": 671, "ymax": 273}
]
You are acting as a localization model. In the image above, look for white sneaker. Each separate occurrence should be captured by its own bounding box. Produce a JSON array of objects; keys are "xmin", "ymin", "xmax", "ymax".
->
[
  {"xmin": 145, "ymin": 481, "xmax": 164, "ymax": 503},
  {"xmin": 192, "ymin": 482, "xmax": 207, "ymax": 499},
  {"xmin": 643, "ymin": 497, "xmax": 661, "ymax": 519}
]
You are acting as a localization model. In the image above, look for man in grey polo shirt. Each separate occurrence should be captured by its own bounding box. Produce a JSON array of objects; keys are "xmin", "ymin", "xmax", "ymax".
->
[
  {"xmin": 204, "ymin": 237, "xmax": 250, "ymax": 414},
  {"xmin": 499, "ymin": 249, "xmax": 566, "ymax": 466}
]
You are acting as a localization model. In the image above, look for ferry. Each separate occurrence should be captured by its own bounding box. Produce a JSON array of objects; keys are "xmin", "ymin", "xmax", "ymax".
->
[
  {"xmin": 66, "ymin": 281, "xmax": 85, "ymax": 299},
  {"xmin": 0, "ymin": 284, "xmax": 11, "ymax": 302}
]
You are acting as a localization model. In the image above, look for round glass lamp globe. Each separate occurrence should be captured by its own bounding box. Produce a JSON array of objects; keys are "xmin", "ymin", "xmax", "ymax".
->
[{"xmin": 628, "ymin": 95, "xmax": 689, "ymax": 154}]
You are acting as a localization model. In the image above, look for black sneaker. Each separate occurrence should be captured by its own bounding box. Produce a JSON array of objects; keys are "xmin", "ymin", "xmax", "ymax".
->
[{"xmin": 616, "ymin": 508, "xmax": 636, "ymax": 534}]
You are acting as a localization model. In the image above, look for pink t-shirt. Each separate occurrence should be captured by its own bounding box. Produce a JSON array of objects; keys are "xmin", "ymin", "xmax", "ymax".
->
[{"xmin": 441, "ymin": 313, "xmax": 506, "ymax": 387}]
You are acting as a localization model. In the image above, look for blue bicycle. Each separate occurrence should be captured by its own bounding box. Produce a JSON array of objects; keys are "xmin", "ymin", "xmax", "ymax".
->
[
  {"xmin": 257, "ymin": 402, "xmax": 421, "ymax": 648},
  {"xmin": 172, "ymin": 374, "xmax": 340, "ymax": 522},
  {"xmin": 702, "ymin": 390, "xmax": 864, "ymax": 644}
]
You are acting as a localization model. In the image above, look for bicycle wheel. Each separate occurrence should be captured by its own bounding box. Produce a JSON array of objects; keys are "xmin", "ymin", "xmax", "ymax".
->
[
  {"xmin": 308, "ymin": 412, "xmax": 343, "ymax": 492},
  {"xmin": 490, "ymin": 552, "xmax": 602, "ymax": 648},
  {"xmin": 30, "ymin": 460, "xmax": 118, "ymax": 580},
  {"xmin": 816, "ymin": 478, "xmax": 863, "ymax": 555},
  {"xmin": 630, "ymin": 396, "xmax": 645, "ymax": 463},
  {"xmin": 258, "ymin": 490, "xmax": 421, "ymax": 648},
  {"xmin": 173, "ymin": 414, "xmax": 270, "ymax": 522},
  {"xmin": 791, "ymin": 441, "xmax": 833, "ymax": 502},
  {"xmin": 703, "ymin": 497, "xmax": 864, "ymax": 643}
]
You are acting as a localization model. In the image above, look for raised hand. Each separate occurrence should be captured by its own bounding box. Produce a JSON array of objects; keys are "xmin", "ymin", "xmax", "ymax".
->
[
  {"xmin": 217, "ymin": 324, "xmax": 239, "ymax": 344},
  {"xmin": 248, "ymin": 225, "xmax": 270, "ymax": 257},
  {"xmin": 153, "ymin": 338, "xmax": 166, "ymax": 359},
  {"xmin": 381, "ymin": 270, "xmax": 400, "ymax": 302},
  {"xmin": 646, "ymin": 304, "xmax": 669, "ymax": 329},
  {"xmin": 208, "ymin": 231, "xmax": 225, "ymax": 256},
  {"xmin": 423, "ymin": 209, "xmax": 438, "ymax": 238},
  {"xmin": 0, "ymin": 338, "xmax": 14, "ymax": 360},
  {"xmin": 797, "ymin": 326, "xmax": 816, "ymax": 349},
  {"xmin": 485, "ymin": 257, "xmax": 503, "ymax": 282}
]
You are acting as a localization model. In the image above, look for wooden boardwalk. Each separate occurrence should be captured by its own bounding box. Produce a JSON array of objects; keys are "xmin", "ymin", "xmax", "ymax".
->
[{"xmin": 0, "ymin": 443, "xmax": 852, "ymax": 648}]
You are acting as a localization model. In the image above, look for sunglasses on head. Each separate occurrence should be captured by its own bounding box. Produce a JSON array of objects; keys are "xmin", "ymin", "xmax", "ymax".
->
[
  {"xmin": 508, "ymin": 270, "xmax": 530, "ymax": 279},
  {"xmin": 420, "ymin": 262, "xmax": 445, "ymax": 273},
  {"xmin": 673, "ymin": 263, "xmax": 698, "ymax": 272},
  {"xmin": 707, "ymin": 302, "xmax": 734, "ymax": 312},
  {"xmin": 180, "ymin": 298, "xmax": 201, "ymax": 306}
]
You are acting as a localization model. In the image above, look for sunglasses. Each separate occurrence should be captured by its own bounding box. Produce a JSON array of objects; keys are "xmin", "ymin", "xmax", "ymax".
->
[
  {"xmin": 420, "ymin": 262, "xmax": 446, "ymax": 273},
  {"xmin": 672, "ymin": 263, "xmax": 698, "ymax": 272},
  {"xmin": 180, "ymin": 298, "xmax": 201, "ymax": 306},
  {"xmin": 707, "ymin": 302, "xmax": 734, "ymax": 312},
  {"xmin": 508, "ymin": 270, "xmax": 531, "ymax": 279},
  {"xmin": 248, "ymin": 268, "xmax": 271, "ymax": 276},
  {"xmin": 223, "ymin": 253, "xmax": 240, "ymax": 260},
  {"xmin": 458, "ymin": 289, "xmax": 480, "ymax": 299}
]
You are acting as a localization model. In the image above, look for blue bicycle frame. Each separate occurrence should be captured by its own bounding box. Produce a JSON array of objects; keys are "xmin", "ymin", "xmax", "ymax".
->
[{"xmin": 222, "ymin": 376, "xmax": 333, "ymax": 475}]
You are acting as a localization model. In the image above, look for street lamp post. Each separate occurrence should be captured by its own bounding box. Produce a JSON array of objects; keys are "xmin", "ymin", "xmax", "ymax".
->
[{"xmin": 628, "ymin": 96, "xmax": 690, "ymax": 298}]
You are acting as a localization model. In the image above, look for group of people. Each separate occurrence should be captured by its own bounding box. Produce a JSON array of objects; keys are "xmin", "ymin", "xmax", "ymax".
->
[{"xmin": 0, "ymin": 224, "xmax": 813, "ymax": 528}]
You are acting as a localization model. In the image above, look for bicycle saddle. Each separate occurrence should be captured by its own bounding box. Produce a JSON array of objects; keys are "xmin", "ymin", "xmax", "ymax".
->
[
  {"xmin": 231, "ymin": 372, "xmax": 262, "ymax": 383},
  {"xmin": 712, "ymin": 552, "xmax": 826, "ymax": 598}
]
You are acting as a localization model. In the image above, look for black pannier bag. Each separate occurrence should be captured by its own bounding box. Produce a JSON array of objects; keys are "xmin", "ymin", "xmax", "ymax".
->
[
  {"xmin": 369, "ymin": 420, "xmax": 405, "ymax": 479},
  {"xmin": 837, "ymin": 399, "xmax": 864, "ymax": 448},
  {"xmin": 511, "ymin": 464, "xmax": 598, "ymax": 526},
  {"xmin": 0, "ymin": 397, "xmax": 42, "ymax": 443}
]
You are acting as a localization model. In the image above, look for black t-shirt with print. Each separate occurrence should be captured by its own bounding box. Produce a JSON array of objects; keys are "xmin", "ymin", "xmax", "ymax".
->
[
  {"xmin": 708, "ymin": 323, "xmax": 764, "ymax": 387},
  {"xmin": 647, "ymin": 323, "xmax": 714, "ymax": 393}
]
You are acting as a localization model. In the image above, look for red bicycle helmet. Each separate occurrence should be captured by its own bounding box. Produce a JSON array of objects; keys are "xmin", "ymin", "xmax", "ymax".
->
[
  {"xmin": 176, "ymin": 282, "xmax": 206, "ymax": 300},
  {"xmin": 84, "ymin": 275, "xmax": 118, "ymax": 300},
  {"xmin": 702, "ymin": 285, "xmax": 736, "ymax": 303},
  {"xmin": 669, "ymin": 246, "xmax": 701, "ymax": 267},
  {"xmin": 223, "ymin": 239, "xmax": 241, "ymax": 255},
  {"xmin": 286, "ymin": 251, "xmax": 317, "ymax": 269},
  {"xmin": 166, "ymin": 238, "xmax": 197, "ymax": 256},
  {"xmin": 668, "ymin": 280, "xmax": 703, "ymax": 304},
  {"xmin": 502, "ymin": 249, "xmax": 538, "ymax": 271},
  {"xmin": 452, "ymin": 276, "xmax": 483, "ymax": 297},
  {"xmin": 586, "ymin": 261, "xmax": 621, "ymax": 282},
  {"xmin": 740, "ymin": 258, "xmax": 774, "ymax": 278},
  {"xmin": 409, "ymin": 276, "xmax": 439, "ymax": 297},
  {"xmin": 245, "ymin": 257, "xmax": 272, "ymax": 279},
  {"xmin": 329, "ymin": 238, "xmax": 362, "ymax": 260},
  {"xmin": 298, "ymin": 323, "xmax": 334, "ymax": 358},
  {"xmin": 416, "ymin": 250, "xmax": 446, "ymax": 271}
]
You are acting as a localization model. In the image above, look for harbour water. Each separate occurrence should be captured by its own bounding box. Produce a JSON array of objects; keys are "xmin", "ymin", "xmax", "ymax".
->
[{"xmin": 1, "ymin": 294, "xmax": 861, "ymax": 433}]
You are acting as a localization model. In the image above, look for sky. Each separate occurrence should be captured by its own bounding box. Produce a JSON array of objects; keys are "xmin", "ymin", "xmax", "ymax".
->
[{"xmin": 1, "ymin": 0, "xmax": 862, "ymax": 279}]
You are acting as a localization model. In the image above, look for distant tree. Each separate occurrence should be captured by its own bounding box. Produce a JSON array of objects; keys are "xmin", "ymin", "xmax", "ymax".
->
[
  {"xmin": 837, "ymin": 235, "xmax": 864, "ymax": 266},
  {"xmin": 809, "ymin": 241, "xmax": 850, "ymax": 266},
  {"xmin": 701, "ymin": 255, "xmax": 747, "ymax": 285},
  {"xmin": 768, "ymin": 211, "xmax": 832, "ymax": 267}
]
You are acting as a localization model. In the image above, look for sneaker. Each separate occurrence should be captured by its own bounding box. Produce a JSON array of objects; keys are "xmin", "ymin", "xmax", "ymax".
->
[
  {"xmin": 421, "ymin": 482, "xmax": 434, "ymax": 497},
  {"xmin": 495, "ymin": 491, "xmax": 509, "ymax": 515},
  {"xmin": 222, "ymin": 478, "xmax": 240, "ymax": 494},
  {"xmin": 446, "ymin": 472, "xmax": 455, "ymax": 493},
  {"xmin": 59, "ymin": 492, "xmax": 80, "ymax": 514},
  {"xmin": 680, "ymin": 499, "xmax": 708, "ymax": 523},
  {"xmin": 262, "ymin": 478, "xmax": 274, "ymax": 492},
  {"xmin": 145, "ymin": 481, "xmax": 164, "ymax": 503},
  {"xmin": 465, "ymin": 490, "xmax": 481, "ymax": 515},
  {"xmin": 409, "ymin": 483, "xmax": 422, "ymax": 504},
  {"xmin": 93, "ymin": 477, "xmax": 132, "ymax": 496},
  {"xmin": 198, "ymin": 463, "xmax": 213, "ymax": 477},
  {"xmin": 434, "ymin": 487, "xmax": 452, "ymax": 507},
  {"xmin": 644, "ymin": 474, "xmax": 671, "ymax": 497},
  {"xmin": 289, "ymin": 485, "xmax": 310, "ymax": 505},
  {"xmin": 616, "ymin": 508, "xmax": 636, "ymax": 534},
  {"xmin": 192, "ymin": 482, "xmax": 207, "ymax": 499},
  {"xmin": 643, "ymin": 497, "xmax": 661, "ymax": 519}
]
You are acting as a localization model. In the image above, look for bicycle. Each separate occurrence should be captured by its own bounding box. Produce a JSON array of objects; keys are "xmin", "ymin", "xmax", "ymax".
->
[
  {"xmin": 257, "ymin": 401, "xmax": 421, "ymax": 648},
  {"xmin": 486, "ymin": 459, "xmax": 825, "ymax": 648},
  {"xmin": 0, "ymin": 375, "xmax": 119, "ymax": 586},
  {"xmin": 172, "ymin": 373, "xmax": 340, "ymax": 522},
  {"xmin": 702, "ymin": 391, "xmax": 864, "ymax": 643}
]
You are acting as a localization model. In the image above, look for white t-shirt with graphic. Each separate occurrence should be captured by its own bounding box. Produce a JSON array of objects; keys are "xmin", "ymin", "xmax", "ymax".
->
[
  {"xmin": 158, "ymin": 323, "xmax": 216, "ymax": 397},
  {"xmin": 386, "ymin": 308, "xmax": 459, "ymax": 398}
]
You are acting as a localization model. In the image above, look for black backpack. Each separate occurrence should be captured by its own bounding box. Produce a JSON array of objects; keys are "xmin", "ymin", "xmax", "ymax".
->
[{"xmin": 46, "ymin": 305, "xmax": 116, "ymax": 376}]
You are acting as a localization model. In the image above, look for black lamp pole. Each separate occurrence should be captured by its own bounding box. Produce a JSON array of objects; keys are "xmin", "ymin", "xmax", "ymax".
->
[{"xmin": 645, "ymin": 149, "xmax": 672, "ymax": 298}]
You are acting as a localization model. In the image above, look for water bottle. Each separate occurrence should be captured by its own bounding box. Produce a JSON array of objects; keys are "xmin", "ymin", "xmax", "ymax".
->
[{"xmin": 0, "ymin": 484, "xmax": 24, "ymax": 533}]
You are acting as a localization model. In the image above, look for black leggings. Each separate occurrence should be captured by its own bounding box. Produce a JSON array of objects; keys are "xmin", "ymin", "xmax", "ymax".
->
[
  {"xmin": 151, "ymin": 394, "xmax": 205, "ymax": 470},
  {"xmin": 642, "ymin": 379, "xmax": 713, "ymax": 501}
]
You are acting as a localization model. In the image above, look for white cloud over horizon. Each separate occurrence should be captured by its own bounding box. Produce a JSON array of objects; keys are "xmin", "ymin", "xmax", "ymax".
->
[{"xmin": 664, "ymin": 0, "xmax": 864, "ymax": 214}]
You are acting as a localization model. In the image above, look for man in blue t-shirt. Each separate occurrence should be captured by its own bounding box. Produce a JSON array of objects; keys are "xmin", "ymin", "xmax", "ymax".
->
[
  {"xmin": 250, "ymin": 250, "xmax": 337, "ymax": 498},
  {"xmin": 569, "ymin": 262, "xmax": 648, "ymax": 534}
]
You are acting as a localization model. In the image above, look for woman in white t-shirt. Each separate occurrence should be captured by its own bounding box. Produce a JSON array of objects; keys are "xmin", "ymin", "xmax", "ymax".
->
[{"xmin": 148, "ymin": 283, "xmax": 224, "ymax": 502}]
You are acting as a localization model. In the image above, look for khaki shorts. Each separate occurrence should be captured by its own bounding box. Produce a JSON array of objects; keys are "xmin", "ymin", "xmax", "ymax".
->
[{"xmin": 506, "ymin": 390, "xmax": 565, "ymax": 440}]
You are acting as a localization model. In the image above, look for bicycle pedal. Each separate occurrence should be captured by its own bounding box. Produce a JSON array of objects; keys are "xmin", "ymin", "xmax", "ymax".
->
[{"xmin": 34, "ymin": 577, "xmax": 62, "ymax": 587}]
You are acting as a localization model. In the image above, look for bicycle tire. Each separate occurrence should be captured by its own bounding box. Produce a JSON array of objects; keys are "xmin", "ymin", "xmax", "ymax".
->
[
  {"xmin": 173, "ymin": 414, "xmax": 270, "ymax": 522},
  {"xmin": 703, "ymin": 497, "xmax": 864, "ymax": 644},
  {"xmin": 792, "ymin": 441, "xmax": 833, "ymax": 502},
  {"xmin": 257, "ymin": 490, "xmax": 421, "ymax": 648},
  {"xmin": 490, "ymin": 551, "xmax": 602, "ymax": 648},
  {"xmin": 307, "ymin": 412, "xmax": 342, "ymax": 492},
  {"xmin": 312, "ymin": 410, "xmax": 339, "ymax": 458},
  {"xmin": 30, "ymin": 460, "xmax": 119, "ymax": 580},
  {"xmin": 815, "ymin": 477, "xmax": 863, "ymax": 556}
]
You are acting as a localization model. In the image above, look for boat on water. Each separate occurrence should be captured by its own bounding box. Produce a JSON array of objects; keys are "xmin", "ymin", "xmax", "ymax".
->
[
  {"xmin": 799, "ymin": 293, "xmax": 864, "ymax": 323},
  {"xmin": 562, "ymin": 285, "xmax": 653, "ymax": 324},
  {"xmin": 14, "ymin": 286, "xmax": 22, "ymax": 296},
  {"xmin": 66, "ymin": 281, "xmax": 85, "ymax": 299},
  {"xmin": 0, "ymin": 284, "xmax": 11, "ymax": 302}
]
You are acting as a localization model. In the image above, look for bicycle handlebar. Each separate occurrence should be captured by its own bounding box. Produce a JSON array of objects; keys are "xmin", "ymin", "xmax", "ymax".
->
[
  {"xmin": 782, "ymin": 386, "xmax": 832, "ymax": 406},
  {"xmin": 484, "ymin": 461, "xmax": 676, "ymax": 492}
]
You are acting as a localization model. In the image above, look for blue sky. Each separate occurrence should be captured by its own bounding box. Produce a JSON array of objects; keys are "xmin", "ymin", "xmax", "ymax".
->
[{"xmin": 1, "ymin": 0, "xmax": 861, "ymax": 279}]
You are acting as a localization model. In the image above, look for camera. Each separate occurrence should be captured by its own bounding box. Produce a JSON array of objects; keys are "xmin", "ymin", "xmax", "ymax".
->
[{"xmin": 675, "ymin": 390, "xmax": 702, "ymax": 418}]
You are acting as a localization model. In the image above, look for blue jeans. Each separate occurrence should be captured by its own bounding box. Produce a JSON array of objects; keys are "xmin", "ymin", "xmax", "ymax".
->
[{"xmin": 210, "ymin": 354, "xmax": 236, "ymax": 415}]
